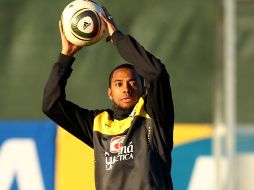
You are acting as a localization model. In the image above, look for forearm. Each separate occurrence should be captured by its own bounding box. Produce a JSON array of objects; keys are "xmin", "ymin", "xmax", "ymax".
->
[
  {"xmin": 112, "ymin": 31, "xmax": 164, "ymax": 82},
  {"xmin": 42, "ymin": 53, "xmax": 74, "ymax": 113}
]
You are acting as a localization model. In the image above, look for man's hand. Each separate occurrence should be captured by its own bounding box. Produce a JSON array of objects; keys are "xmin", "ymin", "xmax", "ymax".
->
[
  {"xmin": 99, "ymin": 6, "xmax": 119, "ymax": 42},
  {"xmin": 59, "ymin": 20, "xmax": 82, "ymax": 56}
]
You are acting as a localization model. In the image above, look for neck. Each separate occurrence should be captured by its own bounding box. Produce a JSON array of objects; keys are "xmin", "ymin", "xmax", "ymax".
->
[{"xmin": 113, "ymin": 105, "xmax": 133, "ymax": 120}]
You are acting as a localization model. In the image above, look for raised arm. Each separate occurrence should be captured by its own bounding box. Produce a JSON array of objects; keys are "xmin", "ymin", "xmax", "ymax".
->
[
  {"xmin": 113, "ymin": 32, "xmax": 174, "ymax": 127},
  {"xmin": 42, "ymin": 21, "xmax": 94, "ymax": 147},
  {"xmin": 100, "ymin": 9, "xmax": 174, "ymax": 126}
]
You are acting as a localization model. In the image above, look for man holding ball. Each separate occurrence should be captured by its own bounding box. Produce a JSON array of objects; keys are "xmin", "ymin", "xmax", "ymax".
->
[{"xmin": 43, "ymin": 6, "xmax": 174, "ymax": 190}]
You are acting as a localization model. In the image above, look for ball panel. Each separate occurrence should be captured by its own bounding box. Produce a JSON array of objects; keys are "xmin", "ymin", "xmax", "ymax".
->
[{"xmin": 71, "ymin": 9, "xmax": 99, "ymax": 39}]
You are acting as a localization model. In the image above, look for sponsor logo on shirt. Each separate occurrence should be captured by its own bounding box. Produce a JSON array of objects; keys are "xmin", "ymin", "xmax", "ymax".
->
[{"xmin": 105, "ymin": 136, "xmax": 134, "ymax": 170}]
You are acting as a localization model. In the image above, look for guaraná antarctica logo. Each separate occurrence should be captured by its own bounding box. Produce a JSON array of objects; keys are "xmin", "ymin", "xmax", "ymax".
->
[{"xmin": 105, "ymin": 135, "xmax": 134, "ymax": 170}]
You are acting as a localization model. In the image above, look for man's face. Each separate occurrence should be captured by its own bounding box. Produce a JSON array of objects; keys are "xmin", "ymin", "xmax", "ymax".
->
[{"xmin": 108, "ymin": 67, "xmax": 142, "ymax": 111}]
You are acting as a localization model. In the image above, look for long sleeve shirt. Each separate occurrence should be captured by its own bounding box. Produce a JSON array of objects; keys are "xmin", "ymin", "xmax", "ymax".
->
[{"xmin": 42, "ymin": 31, "xmax": 174, "ymax": 190}]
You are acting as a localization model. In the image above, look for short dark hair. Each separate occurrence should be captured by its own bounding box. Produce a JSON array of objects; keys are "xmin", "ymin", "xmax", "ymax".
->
[{"xmin": 108, "ymin": 64, "xmax": 143, "ymax": 88}]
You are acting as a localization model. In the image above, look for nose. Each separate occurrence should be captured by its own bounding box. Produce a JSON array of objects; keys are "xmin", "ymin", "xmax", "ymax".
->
[{"xmin": 123, "ymin": 83, "xmax": 131, "ymax": 94}]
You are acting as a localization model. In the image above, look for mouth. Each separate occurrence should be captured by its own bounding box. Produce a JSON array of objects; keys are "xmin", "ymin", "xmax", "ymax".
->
[{"xmin": 121, "ymin": 97, "xmax": 133, "ymax": 102}]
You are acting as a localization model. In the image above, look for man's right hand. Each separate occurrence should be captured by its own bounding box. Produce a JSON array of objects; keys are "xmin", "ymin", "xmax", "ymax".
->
[{"xmin": 59, "ymin": 20, "xmax": 82, "ymax": 56}]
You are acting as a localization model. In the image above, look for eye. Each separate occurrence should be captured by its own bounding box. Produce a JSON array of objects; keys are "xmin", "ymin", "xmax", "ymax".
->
[
  {"xmin": 129, "ymin": 81, "xmax": 137, "ymax": 87},
  {"xmin": 115, "ymin": 82, "xmax": 122, "ymax": 87}
]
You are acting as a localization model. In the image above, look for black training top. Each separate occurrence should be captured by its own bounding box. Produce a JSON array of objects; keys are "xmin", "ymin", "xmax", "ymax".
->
[{"xmin": 42, "ymin": 31, "xmax": 174, "ymax": 190}]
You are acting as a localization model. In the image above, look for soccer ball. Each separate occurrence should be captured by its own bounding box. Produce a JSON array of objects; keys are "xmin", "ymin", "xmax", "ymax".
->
[{"xmin": 61, "ymin": 0, "xmax": 106, "ymax": 46}]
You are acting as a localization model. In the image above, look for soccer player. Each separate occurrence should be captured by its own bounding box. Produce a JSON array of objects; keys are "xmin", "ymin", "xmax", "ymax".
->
[{"xmin": 43, "ymin": 6, "xmax": 174, "ymax": 190}]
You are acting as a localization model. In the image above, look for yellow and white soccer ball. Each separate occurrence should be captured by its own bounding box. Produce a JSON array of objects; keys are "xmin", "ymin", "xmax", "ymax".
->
[{"xmin": 61, "ymin": 0, "xmax": 106, "ymax": 46}]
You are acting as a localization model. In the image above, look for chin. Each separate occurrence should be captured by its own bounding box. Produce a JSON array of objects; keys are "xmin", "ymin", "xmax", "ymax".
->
[{"xmin": 118, "ymin": 104, "xmax": 135, "ymax": 112}]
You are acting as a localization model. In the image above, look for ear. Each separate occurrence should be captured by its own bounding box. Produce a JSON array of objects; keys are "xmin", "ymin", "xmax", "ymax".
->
[{"xmin": 107, "ymin": 88, "xmax": 113, "ymax": 100}]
